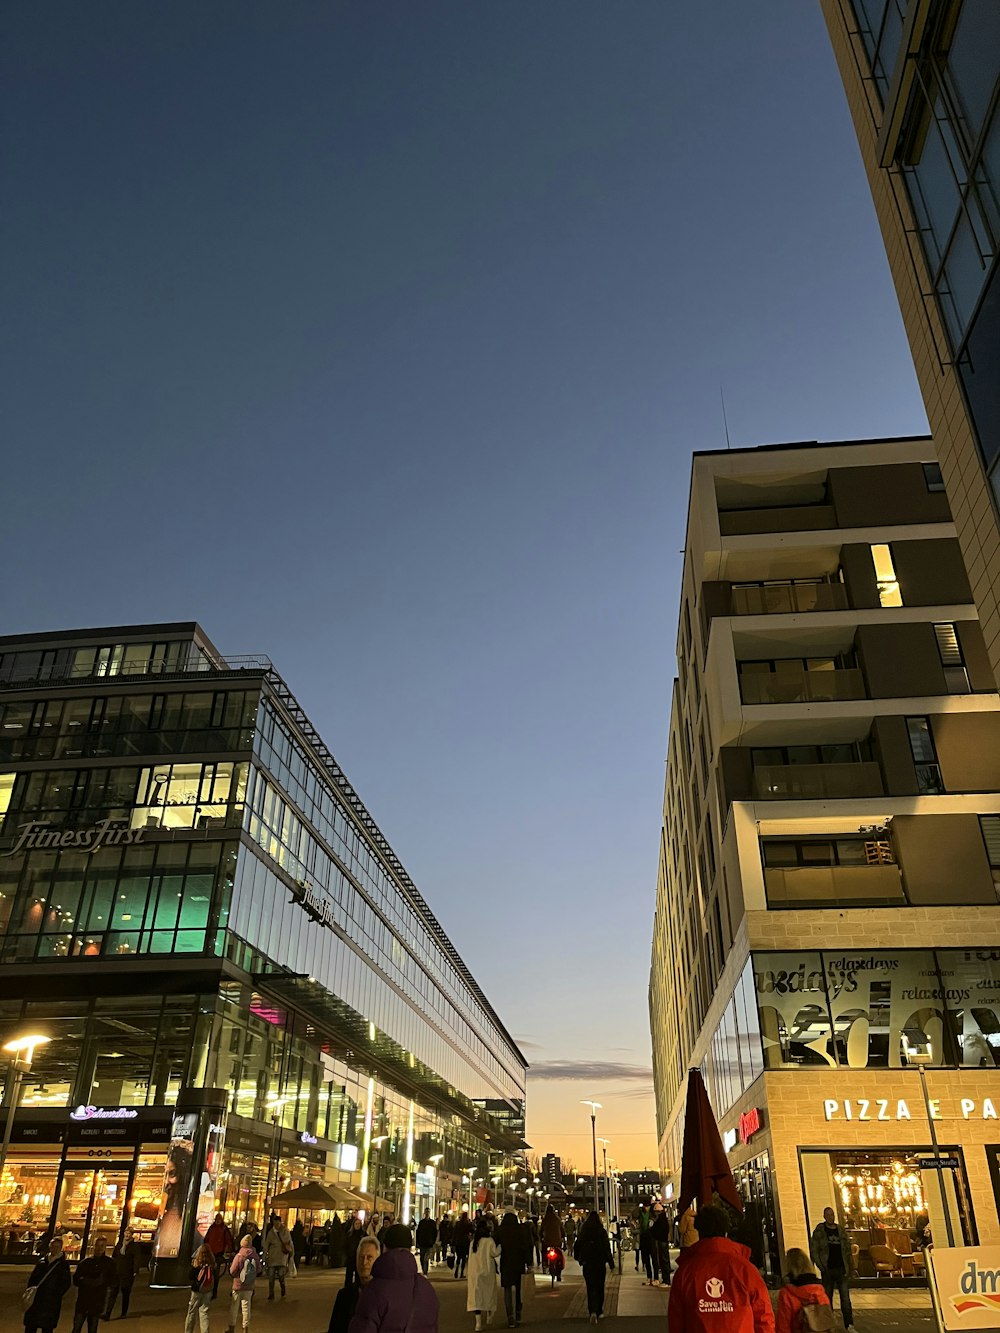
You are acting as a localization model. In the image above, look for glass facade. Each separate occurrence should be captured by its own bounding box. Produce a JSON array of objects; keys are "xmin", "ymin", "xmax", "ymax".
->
[
  {"xmin": 754, "ymin": 948, "xmax": 1000, "ymax": 1071},
  {"xmin": 0, "ymin": 625, "xmax": 526, "ymax": 1263},
  {"xmin": 852, "ymin": 0, "xmax": 1000, "ymax": 496}
]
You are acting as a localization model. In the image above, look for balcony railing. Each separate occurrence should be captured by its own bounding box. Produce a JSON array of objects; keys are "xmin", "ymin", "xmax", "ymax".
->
[
  {"xmin": 719, "ymin": 504, "xmax": 837, "ymax": 536},
  {"xmin": 764, "ymin": 864, "xmax": 905, "ymax": 907},
  {"xmin": 731, "ymin": 584, "xmax": 848, "ymax": 615},
  {"xmin": 752, "ymin": 761, "xmax": 884, "ymax": 800},
  {"xmin": 739, "ymin": 668, "xmax": 865, "ymax": 705}
]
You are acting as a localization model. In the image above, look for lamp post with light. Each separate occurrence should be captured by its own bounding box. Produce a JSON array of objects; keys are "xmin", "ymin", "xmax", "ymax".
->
[
  {"xmin": 598, "ymin": 1138, "xmax": 611, "ymax": 1219},
  {"xmin": 905, "ymin": 1040, "xmax": 956, "ymax": 1247},
  {"xmin": 581, "ymin": 1100, "xmax": 601, "ymax": 1213},
  {"xmin": 461, "ymin": 1167, "xmax": 476, "ymax": 1215},
  {"xmin": 0, "ymin": 1035, "xmax": 51, "ymax": 1185}
]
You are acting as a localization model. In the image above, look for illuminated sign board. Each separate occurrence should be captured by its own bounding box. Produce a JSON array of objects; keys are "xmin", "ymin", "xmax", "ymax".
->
[
  {"xmin": 738, "ymin": 1107, "xmax": 762, "ymax": 1143},
  {"xmin": 70, "ymin": 1105, "xmax": 139, "ymax": 1122},
  {"xmin": 823, "ymin": 1098, "xmax": 999, "ymax": 1121}
]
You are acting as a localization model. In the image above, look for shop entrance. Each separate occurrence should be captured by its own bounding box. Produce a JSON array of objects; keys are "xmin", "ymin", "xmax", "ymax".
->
[{"xmin": 55, "ymin": 1163, "xmax": 133, "ymax": 1257}]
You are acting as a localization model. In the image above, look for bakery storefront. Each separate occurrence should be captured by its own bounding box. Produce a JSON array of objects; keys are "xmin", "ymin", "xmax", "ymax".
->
[{"xmin": 0, "ymin": 1105, "xmax": 171, "ymax": 1262}]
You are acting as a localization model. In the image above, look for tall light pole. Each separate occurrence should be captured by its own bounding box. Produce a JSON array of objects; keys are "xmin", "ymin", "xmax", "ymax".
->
[
  {"xmin": 461, "ymin": 1167, "xmax": 475, "ymax": 1215},
  {"xmin": 598, "ymin": 1138, "xmax": 611, "ymax": 1219},
  {"xmin": 581, "ymin": 1100, "xmax": 601, "ymax": 1214},
  {"xmin": 0, "ymin": 1035, "xmax": 51, "ymax": 1185},
  {"xmin": 370, "ymin": 1135, "xmax": 389, "ymax": 1213},
  {"xmin": 906, "ymin": 1042, "xmax": 956, "ymax": 1247}
]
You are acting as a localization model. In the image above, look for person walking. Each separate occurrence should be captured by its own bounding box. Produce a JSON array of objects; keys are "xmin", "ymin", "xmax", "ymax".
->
[
  {"xmin": 226, "ymin": 1234, "xmax": 263, "ymax": 1333},
  {"xmin": 328, "ymin": 1236, "xmax": 379, "ymax": 1333},
  {"xmin": 23, "ymin": 1236, "xmax": 72, "ymax": 1333},
  {"xmin": 71, "ymin": 1239, "xmax": 116, "ymax": 1333},
  {"xmin": 184, "ymin": 1245, "xmax": 216, "ymax": 1333},
  {"xmin": 349, "ymin": 1224, "xmax": 439, "ymax": 1333},
  {"xmin": 452, "ymin": 1212, "xmax": 473, "ymax": 1281},
  {"xmin": 668, "ymin": 1205, "xmax": 774, "ymax": 1333},
  {"xmin": 564, "ymin": 1214, "xmax": 577, "ymax": 1253},
  {"xmin": 205, "ymin": 1214, "xmax": 235, "ymax": 1299},
  {"xmin": 437, "ymin": 1215, "xmax": 452, "ymax": 1268},
  {"xmin": 809, "ymin": 1208, "xmax": 855, "ymax": 1333},
  {"xmin": 345, "ymin": 1217, "xmax": 366, "ymax": 1290},
  {"xmin": 496, "ymin": 1211, "xmax": 528, "ymax": 1330},
  {"xmin": 573, "ymin": 1211, "xmax": 614, "ymax": 1325},
  {"xmin": 467, "ymin": 1216, "xmax": 499, "ymax": 1332},
  {"xmin": 637, "ymin": 1204, "xmax": 654, "ymax": 1283},
  {"xmin": 104, "ymin": 1228, "xmax": 142, "ymax": 1319},
  {"xmin": 262, "ymin": 1213, "xmax": 293, "ymax": 1300},
  {"xmin": 776, "ymin": 1249, "xmax": 833, "ymax": 1333},
  {"xmin": 649, "ymin": 1203, "xmax": 672, "ymax": 1287},
  {"xmin": 415, "ymin": 1211, "xmax": 438, "ymax": 1276}
]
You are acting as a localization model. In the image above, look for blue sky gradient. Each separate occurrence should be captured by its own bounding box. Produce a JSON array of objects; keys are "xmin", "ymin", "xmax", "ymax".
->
[{"xmin": 1, "ymin": 1, "xmax": 927, "ymax": 1165}]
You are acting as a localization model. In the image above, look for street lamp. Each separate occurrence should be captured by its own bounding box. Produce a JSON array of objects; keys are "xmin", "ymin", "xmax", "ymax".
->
[
  {"xmin": 598, "ymin": 1138, "xmax": 611, "ymax": 1218},
  {"xmin": 0, "ymin": 1035, "xmax": 51, "ymax": 1185},
  {"xmin": 461, "ymin": 1167, "xmax": 476, "ymax": 1215},
  {"xmin": 905, "ymin": 1039, "xmax": 956, "ymax": 1247},
  {"xmin": 581, "ymin": 1100, "xmax": 602, "ymax": 1213}
]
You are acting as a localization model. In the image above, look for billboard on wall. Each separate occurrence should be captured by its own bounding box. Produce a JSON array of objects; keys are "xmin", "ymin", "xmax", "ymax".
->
[{"xmin": 928, "ymin": 1247, "xmax": 1000, "ymax": 1330}]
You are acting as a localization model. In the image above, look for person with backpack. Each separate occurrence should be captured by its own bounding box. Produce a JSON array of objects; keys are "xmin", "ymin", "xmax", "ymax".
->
[
  {"xmin": 777, "ymin": 1249, "xmax": 833, "ymax": 1333},
  {"xmin": 185, "ymin": 1245, "xmax": 216, "ymax": 1333},
  {"xmin": 573, "ymin": 1211, "xmax": 616, "ymax": 1325},
  {"xmin": 226, "ymin": 1234, "xmax": 263, "ymax": 1333}
]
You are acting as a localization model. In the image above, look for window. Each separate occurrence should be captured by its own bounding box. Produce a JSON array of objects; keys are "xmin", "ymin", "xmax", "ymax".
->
[
  {"xmin": 923, "ymin": 462, "xmax": 945, "ymax": 492},
  {"xmin": 980, "ymin": 817, "xmax": 1000, "ymax": 881},
  {"xmin": 906, "ymin": 716, "xmax": 944, "ymax": 794},
  {"xmin": 871, "ymin": 544, "xmax": 903, "ymax": 607},
  {"xmin": 934, "ymin": 623, "xmax": 970, "ymax": 693}
]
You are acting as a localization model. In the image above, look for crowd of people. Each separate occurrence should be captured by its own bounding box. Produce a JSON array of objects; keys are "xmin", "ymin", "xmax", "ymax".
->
[{"xmin": 19, "ymin": 1193, "xmax": 862, "ymax": 1333}]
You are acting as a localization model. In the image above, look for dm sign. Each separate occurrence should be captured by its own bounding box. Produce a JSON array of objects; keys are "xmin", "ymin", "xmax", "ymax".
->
[{"xmin": 928, "ymin": 1247, "xmax": 1000, "ymax": 1329}]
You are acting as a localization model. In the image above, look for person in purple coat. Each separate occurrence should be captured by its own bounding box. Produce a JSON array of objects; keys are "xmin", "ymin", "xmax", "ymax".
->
[{"xmin": 349, "ymin": 1225, "xmax": 439, "ymax": 1333}]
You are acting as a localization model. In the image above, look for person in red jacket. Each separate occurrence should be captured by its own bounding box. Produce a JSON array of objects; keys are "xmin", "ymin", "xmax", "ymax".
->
[
  {"xmin": 667, "ymin": 1205, "xmax": 774, "ymax": 1333},
  {"xmin": 776, "ymin": 1249, "xmax": 832, "ymax": 1333}
]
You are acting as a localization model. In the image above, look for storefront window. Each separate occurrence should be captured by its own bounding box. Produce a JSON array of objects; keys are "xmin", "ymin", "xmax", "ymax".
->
[
  {"xmin": 754, "ymin": 952, "xmax": 834, "ymax": 1068},
  {"xmin": 937, "ymin": 949, "xmax": 1000, "ymax": 1068},
  {"xmin": 802, "ymin": 1148, "xmax": 974, "ymax": 1278},
  {"xmin": 753, "ymin": 950, "xmax": 948, "ymax": 1069},
  {"xmin": 0, "ymin": 1156, "xmax": 60, "ymax": 1256}
]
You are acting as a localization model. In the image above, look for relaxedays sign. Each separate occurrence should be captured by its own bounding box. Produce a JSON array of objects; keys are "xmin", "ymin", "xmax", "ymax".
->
[{"xmin": 928, "ymin": 1248, "xmax": 1000, "ymax": 1330}]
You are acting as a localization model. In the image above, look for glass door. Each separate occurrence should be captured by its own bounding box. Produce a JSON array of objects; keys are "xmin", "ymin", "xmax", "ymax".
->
[{"xmin": 55, "ymin": 1163, "xmax": 133, "ymax": 1256}]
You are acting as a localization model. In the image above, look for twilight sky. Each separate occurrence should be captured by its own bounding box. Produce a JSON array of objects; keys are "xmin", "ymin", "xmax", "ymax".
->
[{"xmin": 1, "ymin": 2, "xmax": 927, "ymax": 1169}]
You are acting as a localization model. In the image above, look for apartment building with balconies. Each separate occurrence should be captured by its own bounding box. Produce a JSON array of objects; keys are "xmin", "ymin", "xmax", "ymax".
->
[{"xmin": 649, "ymin": 435, "xmax": 1000, "ymax": 1283}]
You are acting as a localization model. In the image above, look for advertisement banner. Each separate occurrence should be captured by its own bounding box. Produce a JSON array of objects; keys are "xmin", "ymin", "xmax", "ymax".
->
[
  {"xmin": 195, "ymin": 1119, "xmax": 225, "ymax": 1240},
  {"xmin": 928, "ymin": 1246, "xmax": 1000, "ymax": 1329},
  {"xmin": 153, "ymin": 1111, "xmax": 198, "ymax": 1260}
]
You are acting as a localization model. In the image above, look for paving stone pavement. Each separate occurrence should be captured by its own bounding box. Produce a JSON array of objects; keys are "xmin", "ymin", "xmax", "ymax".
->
[{"xmin": 0, "ymin": 1257, "xmax": 937, "ymax": 1333}]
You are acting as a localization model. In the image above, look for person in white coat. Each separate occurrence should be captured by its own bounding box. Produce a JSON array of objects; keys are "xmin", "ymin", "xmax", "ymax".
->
[{"xmin": 466, "ymin": 1216, "xmax": 499, "ymax": 1332}]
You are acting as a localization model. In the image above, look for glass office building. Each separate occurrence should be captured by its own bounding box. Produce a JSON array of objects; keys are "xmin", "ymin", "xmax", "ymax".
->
[
  {"xmin": 0, "ymin": 624, "xmax": 526, "ymax": 1277},
  {"xmin": 821, "ymin": 1, "xmax": 1000, "ymax": 687}
]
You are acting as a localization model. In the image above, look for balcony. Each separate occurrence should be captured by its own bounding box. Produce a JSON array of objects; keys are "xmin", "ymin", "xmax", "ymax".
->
[
  {"xmin": 732, "ymin": 583, "xmax": 848, "ymax": 615},
  {"xmin": 719, "ymin": 504, "xmax": 837, "ymax": 536},
  {"xmin": 752, "ymin": 761, "xmax": 884, "ymax": 800},
  {"xmin": 739, "ymin": 668, "xmax": 865, "ymax": 705},
  {"xmin": 764, "ymin": 864, "xmax": 905, "ymax": 908}
]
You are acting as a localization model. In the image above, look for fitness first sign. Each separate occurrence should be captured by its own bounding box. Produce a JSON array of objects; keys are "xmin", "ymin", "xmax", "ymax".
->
[{"xmin": 3, "ymin": 819, "xmax": 148, "ymax": 857}]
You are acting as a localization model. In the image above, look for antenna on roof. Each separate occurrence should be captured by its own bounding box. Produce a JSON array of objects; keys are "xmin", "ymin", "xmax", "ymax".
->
[{"xmin": 720, "ymin": 386, "xmax": 732, "ymax": 451}]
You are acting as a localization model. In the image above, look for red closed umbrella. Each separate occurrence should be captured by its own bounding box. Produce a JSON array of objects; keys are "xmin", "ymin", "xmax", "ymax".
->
[{"xmin": 677, "ymin": 1067, "xmax": 743, "ymax": 1217}]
